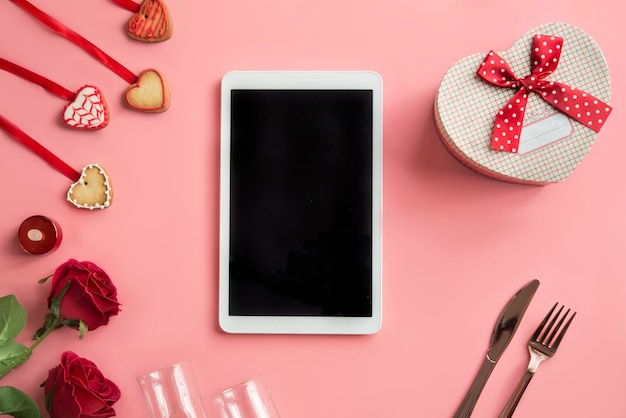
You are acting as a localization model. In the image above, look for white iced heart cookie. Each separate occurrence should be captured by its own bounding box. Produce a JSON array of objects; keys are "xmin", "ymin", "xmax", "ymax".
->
[
  {"xmin": 67, "ymin": 164, "xmax": 112, "ymax": 210},
  {"xmin": 434, "ymin": 23, "xmax": 612, "ymax": 184},
  {"xmin": 63, "ymin": 85, "xmax": 110, "ymax": 130}
]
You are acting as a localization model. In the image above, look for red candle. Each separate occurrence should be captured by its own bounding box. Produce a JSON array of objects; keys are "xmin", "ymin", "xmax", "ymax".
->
[{"xmin": 18, "ymin": 215, "xmax": 62, "ymax": 255}]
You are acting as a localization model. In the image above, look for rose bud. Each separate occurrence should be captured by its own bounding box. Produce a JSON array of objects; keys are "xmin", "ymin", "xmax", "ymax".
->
[{"xmin": 44, "ymin": 351, "xmax": 120, "ymax": 418}]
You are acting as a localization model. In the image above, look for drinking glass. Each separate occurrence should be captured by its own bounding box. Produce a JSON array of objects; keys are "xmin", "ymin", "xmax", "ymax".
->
[
  {"xmin": 211, "ymin": 377, "xmax": 280, "ymax": 418},
  {"xmin": 137, "ymin": 361, "xmax": 207, "ymax": 418}
]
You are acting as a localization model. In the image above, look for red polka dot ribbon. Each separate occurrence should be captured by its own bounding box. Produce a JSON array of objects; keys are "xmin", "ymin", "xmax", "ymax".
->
[{"xmin": 477, "ymin": 34, "xmax": 612, "ymax": 153}]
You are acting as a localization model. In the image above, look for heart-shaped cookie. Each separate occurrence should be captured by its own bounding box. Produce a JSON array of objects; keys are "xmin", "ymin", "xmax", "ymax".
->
[
  {"xmin": 67, "ymin": 164, "xmax": 112, "ymax": 210},
  {"xmin": 434, "ymin": 23, "xmax": 612, "ymax": 184},
  {"xmin": 124, "ymin": 69, "xmax": 170, "ymax": 113},
  {"xmin": 127, "ymin": 0, "xmax": 173, "ymax": 42},
  {"xmin": 63, "ymin": 85, "xmax": 110, "ymax": 130}
]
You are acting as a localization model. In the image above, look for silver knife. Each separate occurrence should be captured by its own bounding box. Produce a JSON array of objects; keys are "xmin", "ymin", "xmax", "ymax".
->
[{"xmin": 453, "ymin": 279, "xmax": 540, "ymax": 418}]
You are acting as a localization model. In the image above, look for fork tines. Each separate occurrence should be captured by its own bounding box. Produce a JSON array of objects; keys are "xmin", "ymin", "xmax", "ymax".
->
[{"xmin": 534, "ymin": 302, "xmax": 576, "ymax": 350}]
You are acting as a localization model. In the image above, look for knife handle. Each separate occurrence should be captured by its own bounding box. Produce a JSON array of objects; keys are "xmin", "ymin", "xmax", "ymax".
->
[{"xmin": 453, "ymin": 355, "xmax": 496, "ymax": 418}]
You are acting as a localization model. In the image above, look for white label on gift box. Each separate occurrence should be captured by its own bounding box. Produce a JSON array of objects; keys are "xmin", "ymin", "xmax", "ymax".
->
[{"xmin": 518, "ymin": 109, "xmax": 573, "ymax": 155}]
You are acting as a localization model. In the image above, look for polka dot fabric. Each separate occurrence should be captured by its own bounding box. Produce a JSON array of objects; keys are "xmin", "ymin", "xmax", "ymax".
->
[
  {"xmin": 478, "ymin": 35, "xmax": 612, "ymax": 153},
  {"xmin": 434, "ymin": 22, "xmax": 612, "ymax": 184}
]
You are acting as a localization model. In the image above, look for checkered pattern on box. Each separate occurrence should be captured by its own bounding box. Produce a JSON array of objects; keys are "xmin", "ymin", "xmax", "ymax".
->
[{"xmin": 435, "ymin": 22, "xmax": 612, "ymax": 184}]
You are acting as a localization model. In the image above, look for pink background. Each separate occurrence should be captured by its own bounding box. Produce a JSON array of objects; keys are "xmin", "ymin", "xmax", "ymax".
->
[{"xmin": 1, "ymin": 0, "xmax": 625, "ymax": 417}]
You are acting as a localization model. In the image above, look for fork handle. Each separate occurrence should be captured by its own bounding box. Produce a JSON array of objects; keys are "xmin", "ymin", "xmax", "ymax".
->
[{"xmin": 499, "ymin": 370, "xmax": 535, "ymax": 418}]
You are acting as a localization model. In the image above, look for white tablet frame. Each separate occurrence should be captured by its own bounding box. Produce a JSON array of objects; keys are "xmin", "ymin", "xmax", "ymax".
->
[{"xmin": 219, "ymin": 71, "xmax": 383, "ymax": 334}]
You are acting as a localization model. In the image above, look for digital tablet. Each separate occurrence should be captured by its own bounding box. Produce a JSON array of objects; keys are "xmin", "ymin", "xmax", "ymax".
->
[{"xmin": 219, "ymin": 71, "xmax": 382, "ymax": 334}]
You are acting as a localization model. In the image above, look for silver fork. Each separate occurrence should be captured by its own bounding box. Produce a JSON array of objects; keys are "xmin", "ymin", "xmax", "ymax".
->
[{"xmin": 499, "ymin": 303, "xmax": 576, "ymax": 418}]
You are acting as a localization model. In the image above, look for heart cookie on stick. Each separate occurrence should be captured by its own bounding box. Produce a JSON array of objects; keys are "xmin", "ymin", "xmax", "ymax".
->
[
  {"xmin": 127, "ymin": 0, "xmax": 173, "ymax": 42},
  {"xmin": 110, "ymin": 0, "xmax": 173, "ymax": 42},
  {"xmin": 63, "ymin": 85, "xmax": 109, "ymax": 129},
  {"xmin": 124, "ymin": 69, "xmax": 170, "ymax": 112},
  {"xmin": 0, "ymin": 58, "xmax": 110, "ymax": 130},
  {"xmin": 0, "ymin": 115, "xmax": 113, "ymax": 210},
  {"xmin": 434, "ymin": 23, "xmax": 612, "ymax": 184},
  {"xmin": 67, "ymin": 164, "xmax": 112, "ymax": 210}
]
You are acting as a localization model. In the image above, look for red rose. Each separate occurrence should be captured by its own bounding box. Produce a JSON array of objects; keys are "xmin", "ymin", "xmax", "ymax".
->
[
  {"xmin": 44, "ymin": 351, "xmax": 121, "ymax": 418},
  {"xmin": 47, "ymin": 259, "xmax": 120, "ymax": 331}
]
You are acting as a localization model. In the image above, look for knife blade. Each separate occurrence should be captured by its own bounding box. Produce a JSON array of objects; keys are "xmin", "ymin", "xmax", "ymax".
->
[{"xmin": 453, "ymin": 279, "xmax": 540, "ymax": 418}]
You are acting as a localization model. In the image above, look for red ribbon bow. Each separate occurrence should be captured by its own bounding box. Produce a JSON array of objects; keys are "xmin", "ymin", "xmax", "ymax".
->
[{"xmin": 477, "ymin": 34, "xmax": 612, "ymax": 153}]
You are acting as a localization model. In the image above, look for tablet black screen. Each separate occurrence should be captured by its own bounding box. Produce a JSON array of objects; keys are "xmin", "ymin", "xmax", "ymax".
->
[{"xmin": 229, "ymin": 89, "xmax": 373, "ymax": 317}]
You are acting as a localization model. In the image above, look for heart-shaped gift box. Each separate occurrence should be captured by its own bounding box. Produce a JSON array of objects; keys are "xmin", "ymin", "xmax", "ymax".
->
[{"xmin": 434, "ymin": 23, "xmax": 612, "ymax": 185}]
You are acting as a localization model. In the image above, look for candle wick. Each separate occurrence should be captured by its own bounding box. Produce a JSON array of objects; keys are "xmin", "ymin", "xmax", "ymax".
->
[{"xmin": 27, "ymin": 228, "xmax": 43, "ymax": 242}]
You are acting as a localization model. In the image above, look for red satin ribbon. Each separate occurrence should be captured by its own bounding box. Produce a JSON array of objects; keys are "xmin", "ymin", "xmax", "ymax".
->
[
  {"xmin": 110, "ymin": 0, "xmax": 141, "ymax": 13},
  {"xmin": 0, "ymin": 115, "xmax": 81, "ymax": 182},
  {"xmin": 0, "ymin": 58, "xmax": 75, "ymax": 101},
  {"xmin": 10, "ymin": 0, "xmax": 138, "ymax": 85},
  {"xmin": 477, "ymin": 34, "xmax": 612, "ymax": 153}
]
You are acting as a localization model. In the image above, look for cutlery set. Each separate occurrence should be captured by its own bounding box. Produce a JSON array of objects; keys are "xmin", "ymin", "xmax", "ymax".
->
[{"xmin": 453, "ymin": 280, "xmax": 576, "ymax": 417}]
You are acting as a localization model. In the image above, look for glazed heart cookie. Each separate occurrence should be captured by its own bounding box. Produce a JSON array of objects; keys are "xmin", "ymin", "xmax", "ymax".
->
[
  {"xmin": 67, "ymin": 164, "xmax": 112, "ymax": 210},
  {"xmin": 124, "ymin": 69, "xmax": 170, "ymax": 113},
  {"xmin": 63, "ymin": 85, "xmax": 110, "ymax": 130},
  {"xmin": 127, "ymin": 0, "xmax": 173, "ymax": 42},
  {"xmin": 434, "ymin": 22, "xmax": 612, "ymax": 184}
]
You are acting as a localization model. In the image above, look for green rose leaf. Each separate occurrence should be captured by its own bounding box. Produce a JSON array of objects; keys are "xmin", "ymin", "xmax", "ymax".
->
[
  {"xmin": 0, "ymin": 386, "xmax": 42, "ymax": 418},
  {"xmin": 0, "ymin": 342, "xmax": 31, "ymax": 377},
  {"xmin": 0, "ymin": 295, "xmax": 27, "ymax": 345}
]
